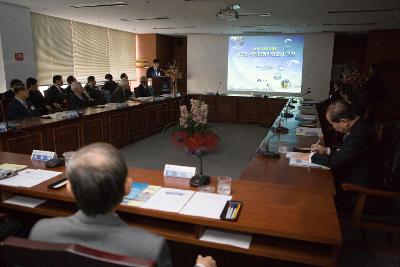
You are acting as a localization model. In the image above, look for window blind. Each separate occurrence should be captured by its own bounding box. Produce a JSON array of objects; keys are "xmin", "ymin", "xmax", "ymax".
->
[{"xmin": 31, "ymin": 13, "xmax": 136, "ymax": 85}]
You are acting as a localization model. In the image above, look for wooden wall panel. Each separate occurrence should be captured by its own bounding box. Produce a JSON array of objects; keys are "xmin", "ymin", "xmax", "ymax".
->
[
  {"xmin": 81, "ymin": 118, "xmax": 104, "ymax": 145},
  {"xmin": 144, "ymin": 105, "xmax": 158, "ymax": 129},
  {"xmin": 158, "ymin": 103, "xmax": 169, "ymax": 126},
  {"xmin": 109, "ymin": 113, "xmax": 128, "ymax": 146},
  {"xmin": 237, "ymin": 98, "xmax": 263, "ymax": 123},
  {"xmin": 169, "ymin": 99, "xmax": 181, "ymax": 123},
  {"xmin": 215, "ymin": 96, "xmax": 237, "ymax": 123},
  {"xmin": 52, "ymin": 124, "xmax": 80, "ymax": 155},
  {"xmin": 6, "ymin": 132, "xmax": 44, "ymax": 154},
  {"xmin": 127, "ymin": 109, "xmax": 142, "ymax": 137}
]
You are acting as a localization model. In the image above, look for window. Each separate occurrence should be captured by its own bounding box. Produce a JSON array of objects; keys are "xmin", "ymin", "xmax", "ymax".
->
[{"xmin": 31, "ymin": 13, "xmax": 136, "ymax": 85}]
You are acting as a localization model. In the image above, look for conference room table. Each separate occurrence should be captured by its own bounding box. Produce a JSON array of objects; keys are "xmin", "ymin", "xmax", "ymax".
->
[{"xmin": 0, "ymin": 95, "xmax": 342, "ymax": 267}]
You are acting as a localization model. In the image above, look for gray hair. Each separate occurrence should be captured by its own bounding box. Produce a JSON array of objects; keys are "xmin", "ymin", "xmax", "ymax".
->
[
  {"xmin": 66, "ymin": 143, "xmax": 128, "ymax": 216},
  {"xmin": 71, "ymin": 81, "xmax": 82, "ymax": 92},
  {"xmin": 140, "ymin": 76, "xmax": 147, "ymax": 83}
]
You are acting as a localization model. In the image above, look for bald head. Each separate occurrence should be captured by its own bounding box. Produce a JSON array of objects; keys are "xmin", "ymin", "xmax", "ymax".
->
[
  {"xmin": 66, "ymin": 143, "xmax": 128, "ymax": 216},
  {"xmin": 326, "ymin": 99, "xmax": 357, "ymax": 123}
]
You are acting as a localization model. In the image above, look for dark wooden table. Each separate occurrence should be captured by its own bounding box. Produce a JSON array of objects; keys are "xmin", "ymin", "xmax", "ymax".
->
[{"xmin": 0, "ymin": 96, "xmax": 342, "ymax": 266}]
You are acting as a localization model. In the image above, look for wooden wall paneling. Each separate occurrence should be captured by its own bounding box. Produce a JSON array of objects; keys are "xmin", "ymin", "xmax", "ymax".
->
[
  {"xmin": 169, "ymin": 99, "xmax": 181, "ymax": 123},
  {"xmin": 263, "ymin": 99, "xmax": 287, "ymax": 125},
  {"xmin": 237, "ymin": 97, "xmax": 263, "ymax": 123},
  {"xmin": 51, "ymin": 123, "xmax": 81, "ymax": 156},
  {"xmin": 215, "ymin": 96, "xmax": 237, "ymax": 123},
  {"xmin": 6, "ymin": 131, "xmax": 44, "ymax": 155},
  {"xmin": 144, "ymin": 105, "xmax": 158, "ymax": 130},
  {"xmin": 127, "ymin": 108, "xmax": 142, "ymax": 140},
  {"xmin": 158, "ymin": 103, "xmax": 169, "ymax": 127},
  {"xmin": 109, "ymin": 111, "xmax": 128, "ymax": 148},
  {"xmin": 81, "ymin": 117, "xmax": 104, "ymax": 146}
]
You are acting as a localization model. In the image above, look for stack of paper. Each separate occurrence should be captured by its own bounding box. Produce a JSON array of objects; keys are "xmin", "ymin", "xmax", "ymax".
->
[
  {"xmin": 4, "ymin": 195, "xmax": 46, "ymax": 208},
  {"xmin": 295, "ymin": 114, "xmax": 316, "ymax": 122},
  {"xmin": 126, "ymin": 185, "xmax": 161, "ymax": 207},
  {"xmin": 0, "ymin": 163, "xmax": 27, "ymax": 171},
  {"xmin": 180, "ymin": 192, "xmax": 232, "ymax": 220},
  {"xmin": 296, "ymin": 127, "xmax": 323, "ymax": 137},
  {"xmin": 141, "ymin": 188, "xmax": 195, "ymax": 213},
  {"xmin": 200, "ymin": 229, "xmax": 252, "ymax": 249},
  {"xmin": 288, "ymin": 154, "xmax": 329, "ymax": 169},
  {"xmin": 0, "ymin": 169, "xmax": 62, "ymax": 187}
]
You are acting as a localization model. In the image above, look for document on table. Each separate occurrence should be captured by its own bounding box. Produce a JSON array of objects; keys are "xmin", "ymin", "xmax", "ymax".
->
[
  {"xmin": 179, "ymin": 192, "xmax": 232, "ymax": 220},
  {"xmin": 289, "ymin": 156, "xmax": 330, "ymax": 169},
  {"xmin": 200, "ymin": 229, "xmax": 252, "ymax": 249},
  {"xmin": 4, "ymin": 195, "xmax": 46, "ymax": 208},
  {"xmin": 141, "ymin": 187, "xmax": 195, "ymax": 213},
  {"xmin": 0, "ymin": 163, "xmax": 27, "ymax": 171},
  {"xmin": 295, "ymin": 127, "xmax": 323, "ymax": 137},
  {"xmin": 127, "ymin": 185, "xmax": 161, "ymax": 207},
  {"xmin": 0, "ymin": 169, "xmax": 62, "ymax": 187}
]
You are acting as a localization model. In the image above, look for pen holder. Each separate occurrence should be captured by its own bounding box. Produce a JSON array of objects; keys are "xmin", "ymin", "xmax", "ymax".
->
[{"xmin": 220, "ymin": 200, "xmax": 242, "ymax": 222}]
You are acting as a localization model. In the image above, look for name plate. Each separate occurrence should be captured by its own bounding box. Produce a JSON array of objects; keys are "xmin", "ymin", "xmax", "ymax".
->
[
  {"xmin": 163, "ymin": 164, "xmax": 196, "ymax": 179},
  {"xmin": 31, "ymin": 150, "xmax": 57, "ymax": 161},
  {"xmin": 62, "ymin": 111, "xmax": 79, "ymax": 119}
]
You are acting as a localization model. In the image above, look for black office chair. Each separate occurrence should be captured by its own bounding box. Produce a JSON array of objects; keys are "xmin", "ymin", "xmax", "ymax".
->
[{"xmin": 0, "ymin": 237, "xmax": 156, "ymax": 267}]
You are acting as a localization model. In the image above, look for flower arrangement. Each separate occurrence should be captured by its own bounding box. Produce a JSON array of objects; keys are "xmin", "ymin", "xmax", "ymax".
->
[
  {"xmin": 166, "ymin": 60, "xmax": 183, "ymax": 93},
  {"xmin": 341, "ymin": 62, "xmax": 361, "ymax": 85},
  {"xmin": 171, "ymin": 99, "xmax": 219, "ymax": 154}
]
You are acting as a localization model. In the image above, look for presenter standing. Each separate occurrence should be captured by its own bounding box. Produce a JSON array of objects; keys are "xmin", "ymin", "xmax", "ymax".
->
[{"xmin": 146, "ymin": 59, "xmax": 165, "ymax": 78}]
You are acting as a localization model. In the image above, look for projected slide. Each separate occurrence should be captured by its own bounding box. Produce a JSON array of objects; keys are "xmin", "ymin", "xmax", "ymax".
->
[{"xmin": 227, "ymin": 35, "xmax": 304, "ymax": 94}]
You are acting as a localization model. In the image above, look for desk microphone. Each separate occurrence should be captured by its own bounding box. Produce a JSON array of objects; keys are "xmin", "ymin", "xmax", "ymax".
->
[
  {"xmin": 292, "ymin": 89, "xmax": 311, "ymax": 104},
  {"xmin": 256, "ymin": 133, "xmax": 280, "ymax": 158},
  {"xmin": 272, "ymin": 112, "xmax": 290, "ymax": 133}
]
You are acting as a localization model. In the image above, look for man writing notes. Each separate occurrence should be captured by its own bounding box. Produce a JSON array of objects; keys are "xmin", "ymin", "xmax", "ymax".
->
[
  {"xmin": 146, "ymin": 59, "xmax": 164, "ymax": 78},
  {"xmin": 29, "ymin": 143, "xmax": 216, "ymax": 267},
  {"xmin": 7, "ymin": 82, "xmax": 39, "ymax": 120},
  {"xmin": 311, "ymin": 99, "xmax": 379, "ymax": 188}
]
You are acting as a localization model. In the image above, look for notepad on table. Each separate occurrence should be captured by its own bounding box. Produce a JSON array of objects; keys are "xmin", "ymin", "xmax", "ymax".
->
[
  {"xmin": 289, "ymin": 156, "xmax": 329, "ymax": 169},
  {"xmin": 141, "ymin": 187, "xmax": 194, "ymax": 213},
  {"xmin": 122, "ymin": 182, "xmax": 149, "ymax": 204},
  {"xmin": 0, "ymin": 169, "xmax": 62, "ymax": 187},
  {"xmin": 0, "ymin": 163, "xmax": 27, "ymax": 172},
  {"xmin": 179, "ymin": 192, "xmax": 232, "ymax": 220},
  {"xmin": 295, "ymin": 127, "xmax": 323, "ymax": 137}
]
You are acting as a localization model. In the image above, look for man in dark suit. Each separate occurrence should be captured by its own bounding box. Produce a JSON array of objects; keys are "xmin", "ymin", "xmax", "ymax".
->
[
  {"xmin": 28, "ymin": 143, "xmax": 217, "ymax": 267},
  {"xmin": 7, "ymin": 82, "xmax": 39, "ymax": 120},
  {"xmin": 111, "ymin": 79, "xmax": 132, "ymax": 103},
  {"xmin": 46, "ymin": 75, "xmax": 66, "ymax": 110},
  {"xmin": 68, "ymin": 82, "xmax": 91, "ymax": 110},
  {"xmin": 2, "ymin": 79, "xmax": 22, "ymax": 101},
  {"xmin": 146, "ymin": 59, "xmax": 165, "ymax": 78},
  {"xmin": 120, "ymin": 73, "xmax": 128, "ymax": 80},
  {"xmin": 102, "ymin": 74, "xmax": 118, "ymax": 94},
  {"xmin": 26, "ymin": 77, "xmax": 52, "ymax": 115},
  {"xmin": 136, "ymin": 76, "xmax": 152, "ymax": 97},
  {"xmin": 64, "ymin": 75, "xmax": 76, "ymax": 98},
  {"xmin": 84, "ymin": 76, "xmax": 104, "ymax": 105},
  {"xmin": 311, "ymin": 99, "xmax": 380, "ymax": 188}
]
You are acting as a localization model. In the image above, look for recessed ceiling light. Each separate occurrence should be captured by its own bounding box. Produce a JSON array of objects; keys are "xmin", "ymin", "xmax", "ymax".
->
[{"xmin": 70, "ymin": 1, "xmax": 129, "ymax": 8}]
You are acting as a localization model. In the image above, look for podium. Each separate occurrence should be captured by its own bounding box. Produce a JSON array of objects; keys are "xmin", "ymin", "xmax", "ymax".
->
[{"xmin": 151, "ymin": 77, "xmax": 171, "ymax": 96}]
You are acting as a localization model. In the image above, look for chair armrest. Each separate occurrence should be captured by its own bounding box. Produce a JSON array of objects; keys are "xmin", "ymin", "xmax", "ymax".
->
[{"xmin": 342, "ymin": 183, "xmax": 400, "ymax": 199}]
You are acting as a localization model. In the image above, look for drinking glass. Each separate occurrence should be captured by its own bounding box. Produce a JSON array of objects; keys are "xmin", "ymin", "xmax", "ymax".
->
[{"xmin": 217, "ymin": 176, "xmax": 232, "ymax": 195}]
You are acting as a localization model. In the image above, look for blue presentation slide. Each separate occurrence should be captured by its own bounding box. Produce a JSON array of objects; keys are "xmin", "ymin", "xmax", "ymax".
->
[{"xmin": 227, "ymin": 35, "xmax": 304, "ymax": 94}]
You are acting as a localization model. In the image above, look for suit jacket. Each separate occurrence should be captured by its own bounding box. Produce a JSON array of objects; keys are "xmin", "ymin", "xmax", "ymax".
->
[
  {"xmin": 28, "ymin": 90, "xmax": 48, "ymax": 115},
  {"xmin": 46, "ymin": 85, "xmax": 66, "ymax": 106},
  {"xmin": 311, "ymin": 119, "xmax": 380, "ymax": 187},
  {"xmin": 68, "ymin": 94, "xmax": 90, "ymax": 110},
  {"xmin": 102, "ymin": 80, "xmax": 118, "ymax": 94},
  {"xmin": 111, "ymin": 87, "xmax": 130, "ymax": 103},
  {"xmin": 2, "ymin": 90, "xmax": 15, "ymax": 101},
  {"xmin": 146, "ymin": 67, "xmax": 164, "ymax": 78},
  {"xmin": 137, "ymin": 84, "xmax": 151, "ymax": 97},
  {"xmin": 29, "ymin": 211, "xmax": 172, "ymax": 267},
  {"xmin": 84, "ymin": 84, "xmax": 104, "ymax": 105},
  {"xmin": 6, "ymin": 98, "xmax": 39, "ymax": 121}
]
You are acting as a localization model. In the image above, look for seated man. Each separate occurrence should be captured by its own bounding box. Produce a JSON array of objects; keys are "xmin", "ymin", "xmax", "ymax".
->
[
  {"xmin": 46, "ymin": 75, "xmax": 66, "ymax": 110},
  {"xmin": 29, "ymin": 143, "xmax": 215, "ymax": 267},
  {"xmin": 102, "ymin": 74, "xmax": 118, "ymax": 101},
  {"xmin": 120, "ymin": 73, "xmax": 128, "ymax": 80},
  {"xmin": 7, "ymin": 82, "xmax": 39, "ymax": 120},
  {"xmin": 84, "ymin": 76, "xmax": 104, "ymax": 104},
  {"xmin": 111, "ymin": 79, "xmax": 132, "ymax": 103},
  {"xmin": 311, "ymin": 99, "xmax": 380, "ymax": 188},
  {"xmin": 26, "ymin": 77, "xmax": 52, "ymax": 115},
  {"xmin": 64, "ymin": 75, "xmax": 76, "ymax": 98},
  {"xmin": 68, "ymin": 82, "xmax": 91, "ymax": 110},
  {"xmin": 2, "ymin": 79, "xmax": 22, "ymax": 101},
  {"xmin": 136, "ymin": 76, "xmax": 152, "ymax": 97}
]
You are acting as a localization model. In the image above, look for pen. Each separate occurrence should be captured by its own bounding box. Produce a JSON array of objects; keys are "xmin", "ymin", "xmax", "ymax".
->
[
  {"xmin": 227, "ymin": 203, "xmax": 235, "ymax": 219},
  {"xmin": 226, "ymin": 204, "xmax": 232, "ymax": 219},
  {"xmin": 229, "ymin": 203, "xmax": 237, "ymax": 220},
  {"xmin": 232, "ymin": 203, "xmax": 241, "ymax": 220},
  {"xmin": 311, "ymin": 137, "xmax": 322, "ymax": 152}
]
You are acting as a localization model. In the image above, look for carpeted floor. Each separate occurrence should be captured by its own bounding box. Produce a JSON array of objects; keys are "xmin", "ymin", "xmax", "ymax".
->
[{"xmin": 120, "ymin": 123, "xmax": 268, "ymax": 179}]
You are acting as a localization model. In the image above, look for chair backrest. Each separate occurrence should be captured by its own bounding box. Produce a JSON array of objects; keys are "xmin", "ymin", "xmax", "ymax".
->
[
  {"xmin": 0, "ymin": 237, "xmax": 156, "ymax": 267},
  {"xmin": 375, "ymin": 121, "xmax": 400, "ymax": 189}
]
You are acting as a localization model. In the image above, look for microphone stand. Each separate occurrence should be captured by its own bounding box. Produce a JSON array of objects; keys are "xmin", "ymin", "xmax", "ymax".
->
[{"xmin": 257, "ymin": 133, "xmax": 280, "ymax": 158}]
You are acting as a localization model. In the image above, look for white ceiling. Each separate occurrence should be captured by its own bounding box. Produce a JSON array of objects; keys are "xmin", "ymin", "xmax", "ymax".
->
[{"xmin": 2, "ymin": 0, "xmax": 400, "ymax": 34}]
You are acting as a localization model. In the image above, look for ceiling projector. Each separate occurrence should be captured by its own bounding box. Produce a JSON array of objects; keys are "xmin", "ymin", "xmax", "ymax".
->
[{"xmin": 216, "ymin": 7, "xmax": 239, "ymax": 21}]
